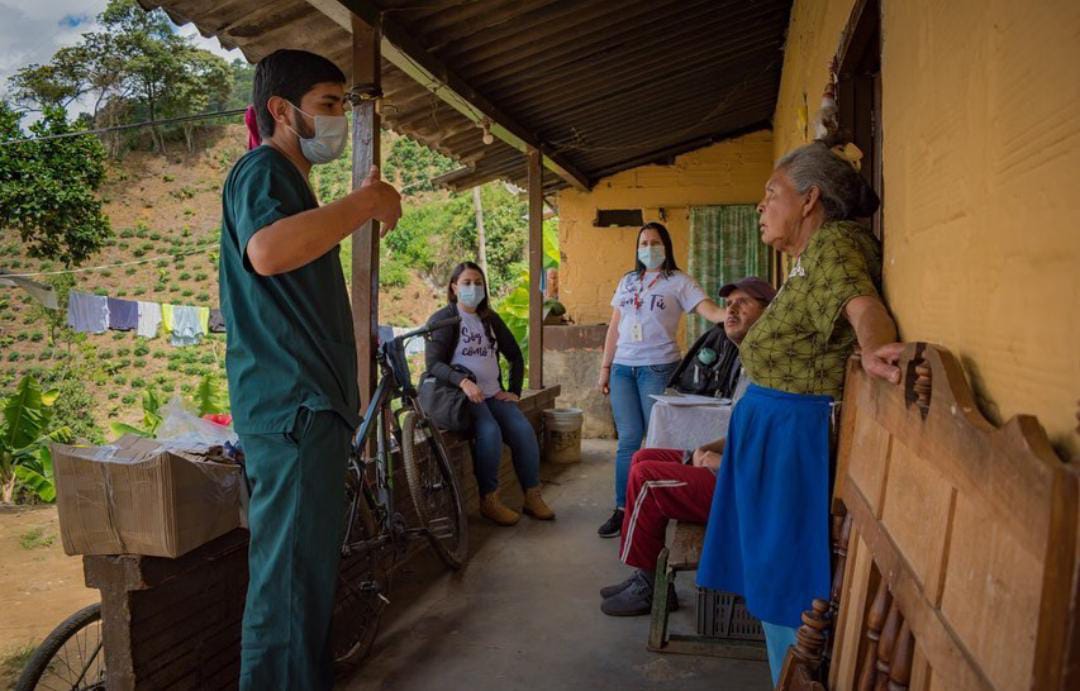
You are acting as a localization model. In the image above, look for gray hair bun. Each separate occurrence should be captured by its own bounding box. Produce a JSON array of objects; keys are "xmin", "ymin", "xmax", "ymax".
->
[{"xmin": 777, "ymin": 137, "xmax": 880, "ymax": 221}]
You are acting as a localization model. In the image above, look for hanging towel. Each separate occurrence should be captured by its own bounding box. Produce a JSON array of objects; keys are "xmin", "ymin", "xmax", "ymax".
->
[
  {"xmin": 66, "ymin": 292, "xmax": 110, "ymax": 334},
  {"xmin": 107, "ymin": 298, "xmax": 139, "ymax": 331},
  {"xmin": 0, "ymin": 274, "xmax": 58, "ymax": 310},
  {"xmin": 161, "ymin": 303, "xmax": 175, "ymax": 333},
  {"xmin": 171, "ymin": 305, "xmax": 204, "ymax": 346},
  {"xmin": 137, "ymin": 301, "xmax": 162, "ymax": 339},
  {"xmin": 208, "ymin": 308, "xmax": 227, "ymax": 333},
  {"xmin": 197, "ymin": 306, "xmax": 210, "ymax": 334}
]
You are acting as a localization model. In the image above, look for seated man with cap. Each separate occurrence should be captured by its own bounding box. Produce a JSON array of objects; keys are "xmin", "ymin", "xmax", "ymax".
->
[{"xmin": 599, "ymin": 276, "xmax": 776, "ymax": 616}]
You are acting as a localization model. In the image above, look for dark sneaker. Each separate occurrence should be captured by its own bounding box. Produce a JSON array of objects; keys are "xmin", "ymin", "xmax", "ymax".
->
[
  {"xmin": 600, "ymin": 573, "xmax": 637, "ymax": 599},
  {"xmin": 600, "ymin": 572, "xmax": 679, "ymax": 617},
  {"xmin": 597, "ymin": 508, "xmax": 624, "ymax": 538}
]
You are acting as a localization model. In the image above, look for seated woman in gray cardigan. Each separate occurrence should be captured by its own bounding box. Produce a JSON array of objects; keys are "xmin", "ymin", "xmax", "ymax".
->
[{"xmin": 425, "ymin": 261, "xmax": 555, "ymax": 526}]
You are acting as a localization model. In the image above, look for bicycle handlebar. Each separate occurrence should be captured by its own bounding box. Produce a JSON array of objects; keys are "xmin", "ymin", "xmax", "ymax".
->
[{"xmin": 394, "ymin": 316, "xmax": 461, "ymax": 343}]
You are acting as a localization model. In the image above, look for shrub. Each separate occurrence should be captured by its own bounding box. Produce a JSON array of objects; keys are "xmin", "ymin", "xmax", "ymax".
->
[
  {"xmin": 111, "ymin": 331, "xmax": 124, "ymax": 340},
  {"xmin": 100, "ymin": 270, "xmax": 112, "ymax": 278},
  {"xmin": 99, "ymin": 349, "xmax": 113, "ymax": 359},
  {"xmin": 133, "ymin": 358, "xmax": 146, "ymax": 368},
  {"xmin": 107, "ymin": 391, "xmax": 119, "ymax": 400},
  {"xmin": 181, "ymin": 289, "xmax": 193, "ymax": 298},
  {"xmin": 93, "ymin": 287, "xmax": 107, "ymax": 297},
  {"xmin": 196, "ymin": 292, "xmax": 209, "ymax": 302},
  {"xmin": 134, "ymin": 287, "xmax": 147, "ymax": 296},
  {"xmin": 125, "ymin": 267, "xmax": 137, "ymax": 276},
  {"xmin": 29, "ymin": 332, "xmax": 43, "ymax": 342},
  {"xmin": 121, "ymin": 394, "xmax": 136, "ymax": 405},
  {"xmin": 133, "ymin": 343, "xmax": 150, "ymax": 356},
  {"xmin": 179, "ymin": 272, "xmax": 191, "ymax": 281},
  {"xmin": 8, "ymin": 352, "xmax": 18, "ymax": 362},
  {"xmin": 130, "ymin": 377, "xmax": 146, "ymax": 388},
  {"xmin": 162, "ymin": 174, "xmax": 175, "ymax": 183},
  {"xmin": 152, "ymin": 350, "xmax": 167, "ymax": 359},
  {"xmin": 132, "ymin": 248, "xmax": 146, "ymax": 258},
  {"xmin": 116, "ymin": 348, "xmax": 130, "ymax": 357},
  {"xmin": 150, "ymin": 232, "xmax": 161, "ymax": 241},
  {"xmin": 194, "ymin": 272, "xmax": 208, "ymax": 282},
  {"xmin": 113, "ymin": 375, "xmax": 127, "ymax": 385},
  {"xmin": 120, "ymin": 228, "xmax": 135, "ymax": 238}
]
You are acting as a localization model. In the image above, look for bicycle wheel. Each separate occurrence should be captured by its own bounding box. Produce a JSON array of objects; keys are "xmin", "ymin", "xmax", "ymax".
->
[
  {"xmin": 401, "ymin": 409, "xmax": 469, "ymax": 569},
  {"xmin": 15, "ymin": 603, "xmax": 105, "ymax": 691},
  {"xmin": 332, "ymin": 464, "xmax": 391, "ymax": 669}
]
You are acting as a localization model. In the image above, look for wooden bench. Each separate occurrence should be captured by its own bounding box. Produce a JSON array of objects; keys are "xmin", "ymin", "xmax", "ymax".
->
[
  {"xmin": 777, "ymin": 344, "xmax": 1080, "ymax": 691},
  {"xmin": 648, "ymin": 522, "xmax": 767, "ymax": 660}
]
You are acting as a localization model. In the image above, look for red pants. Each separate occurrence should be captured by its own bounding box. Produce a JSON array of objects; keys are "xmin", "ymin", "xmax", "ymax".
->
[{"xmin": 619, "ymin": 448, "xmax": 717, "ymax": 570}]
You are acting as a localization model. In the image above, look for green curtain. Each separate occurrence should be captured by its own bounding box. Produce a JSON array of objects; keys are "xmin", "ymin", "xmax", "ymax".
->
[{"xmin": 686, "ymin": 205, "xmax": 770, "ymax": 342}]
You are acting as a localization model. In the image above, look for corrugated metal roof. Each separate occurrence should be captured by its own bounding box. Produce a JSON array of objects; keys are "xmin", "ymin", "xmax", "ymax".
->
[{"xmin": 140, "ymin": 0, "xmax": 791, "ymax": 191}]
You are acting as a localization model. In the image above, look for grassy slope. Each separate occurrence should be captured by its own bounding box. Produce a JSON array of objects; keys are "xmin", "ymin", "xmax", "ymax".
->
[{"xmin": 0, "ymin": 124, "xmax": 441, "ymax": 438}]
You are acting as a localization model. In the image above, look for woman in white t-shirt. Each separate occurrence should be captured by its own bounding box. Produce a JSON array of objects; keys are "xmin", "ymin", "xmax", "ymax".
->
[
  {"xmin": 595, "ymin": 222, "xmax": 727, "ymax": 538},
  {"xmin": 425, "ymin": 262, "xmax": 555, "ymax": 527}
]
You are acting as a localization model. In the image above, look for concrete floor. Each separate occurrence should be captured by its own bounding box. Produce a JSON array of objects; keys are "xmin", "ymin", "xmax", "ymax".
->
[{"xmin": 340, "ymin": 439, "xmax": 771, "ymax": 691}]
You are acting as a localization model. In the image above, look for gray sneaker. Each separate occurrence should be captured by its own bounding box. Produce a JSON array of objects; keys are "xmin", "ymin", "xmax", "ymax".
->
[
  {"xmin": 600, "ymin": 573, "xmax": 638, "ymax": 599},
  {"xmin": 600, "ymin": 572, "xmax": 679, "ymax": 616}
]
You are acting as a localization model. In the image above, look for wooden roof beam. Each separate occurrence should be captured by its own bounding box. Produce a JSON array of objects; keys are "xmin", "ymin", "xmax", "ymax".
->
[{"xmin": 303, "ymin": 0, "xmax": 591, "ymax": 191}]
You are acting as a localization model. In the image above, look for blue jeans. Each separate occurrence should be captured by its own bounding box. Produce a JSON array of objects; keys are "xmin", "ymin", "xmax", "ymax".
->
[
  {"xmin": 470, "ymin": 396, "xmax": 540, "ymax": 495},
  {"xmin": 609, "ymin": 361, "xmax": 678, "ymax": 508}
]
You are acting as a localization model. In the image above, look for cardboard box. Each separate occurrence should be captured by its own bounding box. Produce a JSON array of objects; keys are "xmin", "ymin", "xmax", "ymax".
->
[{"xmin": 53, "ymin": 435, "xmax": 245, "ymax": 558}]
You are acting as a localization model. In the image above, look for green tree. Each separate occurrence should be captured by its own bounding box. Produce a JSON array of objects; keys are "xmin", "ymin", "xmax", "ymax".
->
[{"xmin": 0, "ymin": 103, "xmax": 112, "ymax": 266}]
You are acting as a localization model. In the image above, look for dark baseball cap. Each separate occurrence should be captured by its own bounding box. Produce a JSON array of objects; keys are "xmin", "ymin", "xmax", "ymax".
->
[{"xmin": 718, "ymin": 276, "xmax": 777, "ymax": 304}]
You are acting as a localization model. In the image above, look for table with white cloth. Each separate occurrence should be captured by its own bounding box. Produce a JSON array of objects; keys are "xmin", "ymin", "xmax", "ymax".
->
[{"xmin": 644, "ymin": 393, "xmax": 734, "ymax": 450}]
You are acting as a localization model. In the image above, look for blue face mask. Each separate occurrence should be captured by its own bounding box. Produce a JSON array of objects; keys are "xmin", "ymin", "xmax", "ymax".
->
[
  {"xmin": 638, "ymin": 245, "xmax": 666, "ymax": 270},
  {"xmin": 457, "ymin": 284, "xmax": 484, "ymax": 309},
  {"xmin": 287, "ymin": 103, "xmax": 347, "ymax": 165}
]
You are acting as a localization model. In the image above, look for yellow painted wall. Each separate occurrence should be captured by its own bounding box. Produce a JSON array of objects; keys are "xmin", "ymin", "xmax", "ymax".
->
[
  {"xmin": 557, "ymin": 130, "xmax": 774, "ymax": 334},
  {"xmin": 774, "ymin": 0, "xmax": 1080, "ymax": 459}
]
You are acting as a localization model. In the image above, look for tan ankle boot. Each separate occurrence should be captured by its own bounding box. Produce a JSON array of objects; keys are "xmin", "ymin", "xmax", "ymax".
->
[
  {"xmin": 480, "ymin": 492, "xmax": 520, "ymax": 526},
  {"xmin": 522, "ymin": 486, "xmax": 555, "ymax": 520}
]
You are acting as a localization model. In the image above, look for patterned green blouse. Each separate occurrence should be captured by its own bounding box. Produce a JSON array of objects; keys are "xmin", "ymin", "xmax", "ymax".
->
[{"xmin": 740, "ymin": 220, "xmax": 882, "ymax": 399}]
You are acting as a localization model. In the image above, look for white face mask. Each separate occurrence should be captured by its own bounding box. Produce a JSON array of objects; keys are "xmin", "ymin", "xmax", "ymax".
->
[
  {"xmin": 638, "ymin": 245, "xmax": 666, "ymax": 270},
  {"xmin": 457, "ymin": 283, "xmax": 485, "ymax": 309},
  {"xmin": 287, "ymin": 102, "xmax": 347, "ymax": 164}
]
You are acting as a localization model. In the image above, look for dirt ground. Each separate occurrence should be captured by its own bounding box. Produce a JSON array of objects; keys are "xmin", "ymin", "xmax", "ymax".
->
[{"xmin": 0, "ymin": 505, "xmax": 97, "ymax": 685}]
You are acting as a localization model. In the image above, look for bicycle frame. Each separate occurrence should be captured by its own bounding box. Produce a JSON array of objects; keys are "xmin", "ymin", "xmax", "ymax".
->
[{"xmin": 341, "ymin": 316, "xmax": 458, "ymax": 557}]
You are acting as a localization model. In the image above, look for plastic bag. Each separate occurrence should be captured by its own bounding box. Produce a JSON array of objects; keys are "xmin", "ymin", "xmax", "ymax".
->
[{"xmin": 155, "ymin": 397, "xmax": 237, "ymax": 451}]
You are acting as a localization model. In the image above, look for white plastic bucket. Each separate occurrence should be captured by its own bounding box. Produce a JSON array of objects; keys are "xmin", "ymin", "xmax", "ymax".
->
[{"xmin": 542, "ymin": 408, "xmax": 584, "ymax": 464}]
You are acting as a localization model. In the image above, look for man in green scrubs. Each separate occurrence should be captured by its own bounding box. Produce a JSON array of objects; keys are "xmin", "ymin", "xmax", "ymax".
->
[{"xmin": 219, "ymin": 49, "xmax": 401, "ymax": 689}]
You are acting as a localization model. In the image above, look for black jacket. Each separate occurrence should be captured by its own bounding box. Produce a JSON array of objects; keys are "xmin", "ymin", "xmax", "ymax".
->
[
  {"xmin": 667, "ymin": 325, "xmax": 742, "ymax": 398},
  {"xmin": 424, "ymin": 304, "xmax": 525, "ymax": 396}
]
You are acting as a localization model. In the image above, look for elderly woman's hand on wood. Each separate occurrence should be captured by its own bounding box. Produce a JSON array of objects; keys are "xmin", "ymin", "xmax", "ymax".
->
[{"xmin": 862, "ymin": 342, "xmax": 904, "ymax": 385}]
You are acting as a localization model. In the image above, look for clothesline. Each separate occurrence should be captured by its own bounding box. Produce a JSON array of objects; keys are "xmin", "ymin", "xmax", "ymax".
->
[
  {"xmin": 1, "ymin": 243, "xmax": 218, "ymax": 279},
  {"xmin": 66, "ymin": 290, "xmax": 225, "ymax": 347}
]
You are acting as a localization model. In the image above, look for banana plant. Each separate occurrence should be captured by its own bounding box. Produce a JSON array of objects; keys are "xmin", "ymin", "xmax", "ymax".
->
[{"xmin": 1, "ymin": 376, "xmax": 71, "ymax": 503}]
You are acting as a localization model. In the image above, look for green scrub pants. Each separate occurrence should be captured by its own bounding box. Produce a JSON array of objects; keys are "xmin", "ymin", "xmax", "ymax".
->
[{"xmin": 239, "ymin": 408, "xmax": 351, "ymax": 690}]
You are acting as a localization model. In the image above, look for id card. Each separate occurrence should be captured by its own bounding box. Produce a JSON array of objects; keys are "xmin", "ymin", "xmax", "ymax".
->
[{"xmin": 631, "ymin": 322, "xmax": 644, "ymax": 342}]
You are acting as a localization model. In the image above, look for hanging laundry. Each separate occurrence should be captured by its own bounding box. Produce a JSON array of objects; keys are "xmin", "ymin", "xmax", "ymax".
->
[
  {"xmin": 170, "ymin": 304, "xmax": 205, "ymax": 346},
  {"xmin": 66, "ymin": 292, "xmax": 110, "ymax": 334},
  {"xmin": 136, "ymin": 301, "xmax": 162, "ymax": 339},
  {"xmin": 208, "ymin": 308, "xmax": 227, "ymax": 333},
  {"xmin": 197, "ymin": 306, "xmax": 210, "ymax": 335},
  {"xmin": 0, "ymin": 273, "xmax": 59, "ymax": 310},
  {"xmin": 107, "ymin": 297, "xmax": 139, "ymax": 331},
  {"xmin": 161, "ymin": 303, "xmax": 175, "ymax": 333}
]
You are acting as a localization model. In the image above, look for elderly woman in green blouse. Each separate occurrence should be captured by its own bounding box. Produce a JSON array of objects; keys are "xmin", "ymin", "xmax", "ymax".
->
[{"xmin": 696, "ymin": 139, "xmax": 903, "ymax": 685}]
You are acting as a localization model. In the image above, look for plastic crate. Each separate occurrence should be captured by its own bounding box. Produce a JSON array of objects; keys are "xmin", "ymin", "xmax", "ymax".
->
[{"xmin": 696, "ymin": 588, "xmax": 766, "ymax": 641}]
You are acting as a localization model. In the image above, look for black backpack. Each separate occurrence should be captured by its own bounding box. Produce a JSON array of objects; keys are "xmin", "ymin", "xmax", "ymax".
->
[{"xmin": 667, "ymin": 326, "xmax": 741, "ymax": 398}]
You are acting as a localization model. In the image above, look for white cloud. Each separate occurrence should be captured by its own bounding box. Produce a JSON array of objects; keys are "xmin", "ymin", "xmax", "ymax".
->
[{"xmin": 0, "ymin": 0, "xmax": 244, "ymax": 108}]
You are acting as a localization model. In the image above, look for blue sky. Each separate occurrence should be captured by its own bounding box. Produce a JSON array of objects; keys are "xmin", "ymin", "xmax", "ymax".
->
[{"xmin": 0, "ymin": 0, "xmax": 243, "ymax": 114}]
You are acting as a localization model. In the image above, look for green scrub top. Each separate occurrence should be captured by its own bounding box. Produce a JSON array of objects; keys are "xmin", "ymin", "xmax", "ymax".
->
[{"xmin": 219, "ymin": 145, "xmax": 360, "ymax": 435}]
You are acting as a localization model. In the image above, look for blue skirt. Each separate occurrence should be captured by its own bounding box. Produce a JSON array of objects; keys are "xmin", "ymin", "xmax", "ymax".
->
[{"xmin": 696, "ymin": 384, "xmax": 833, "ymax": 628}]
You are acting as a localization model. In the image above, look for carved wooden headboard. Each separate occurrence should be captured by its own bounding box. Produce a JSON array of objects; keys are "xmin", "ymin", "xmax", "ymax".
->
[{"xmin": 779, "ymin": 343, "xmax": 1079, "ymax": 690}]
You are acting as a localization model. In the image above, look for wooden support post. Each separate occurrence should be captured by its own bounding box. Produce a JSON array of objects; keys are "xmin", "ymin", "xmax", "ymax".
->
[
  {"xmin": 527, "ymin": 147, "xmax": 543, "ymax": 390},
  {"xmin": 350, "ymin": 15, "xmax": 381, "ymax": 412}
]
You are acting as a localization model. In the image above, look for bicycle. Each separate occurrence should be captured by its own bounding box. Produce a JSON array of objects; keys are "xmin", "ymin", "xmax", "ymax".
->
[
  {"xmin": 331, "ymin": 314, "xmax": 469, "ymax": 666},
  {"xmin": 15, "ymin": 316, "xmax": 468, "ymax": 689}
]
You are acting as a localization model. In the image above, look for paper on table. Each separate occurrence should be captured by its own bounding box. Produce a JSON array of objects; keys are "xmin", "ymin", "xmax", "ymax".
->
[{"xmin": 649, "ymin": 393, "xmax": 730, "ymax": 407}]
